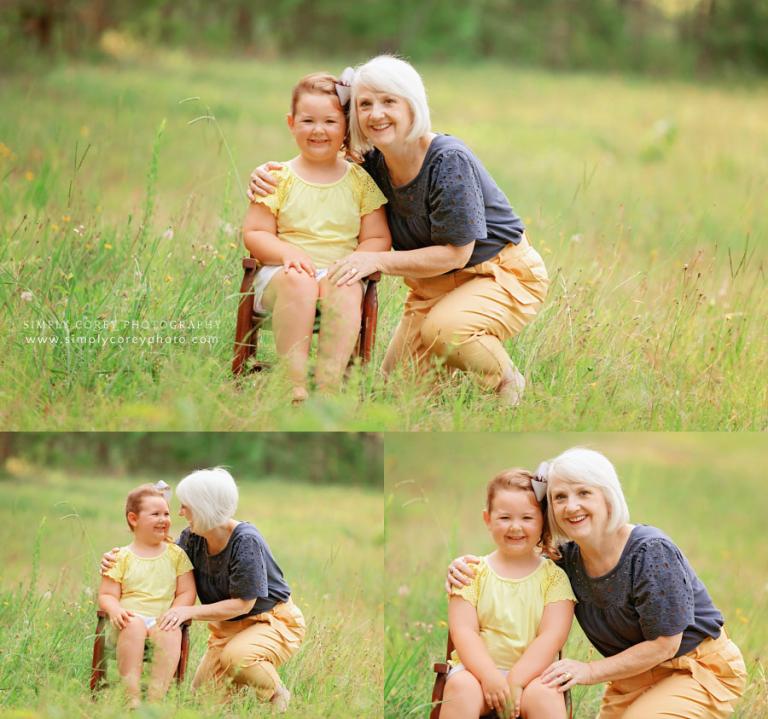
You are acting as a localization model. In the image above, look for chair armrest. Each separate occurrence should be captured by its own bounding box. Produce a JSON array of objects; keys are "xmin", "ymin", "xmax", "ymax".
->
[
  {"xmin": 364, "ymin": 271, "xmax": 381, "ymax": 282},
  {"xmin": 433, "ymin": 662, "xmax": 450, "ymax": 674},
  {"xmin": 243, "ymin": 257, "xmax": 260, "ymax": 270}
]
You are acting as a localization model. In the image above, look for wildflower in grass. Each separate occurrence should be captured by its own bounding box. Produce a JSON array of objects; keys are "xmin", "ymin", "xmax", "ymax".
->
[
  {"xmin": 229, "ymin": 242, "xmax": 237, "ymax": 249},
  {"xmin": 50, "ymin": 223, "xmax": 60, "ymax": 232},
  {"xmin": 162, "ymin": 227, "xmax": 174, "ymax": 240},
  {"xmin": 0, "ymin": 142, "xmax": 13, "ymax": 158},
  {"xmin": 20, "ymin": 290, "xmax": 33, "ymax": 302},
  {"xmin": 73, "ymin": 224, "xmax": 85, "ymax": 236},
  {"xmin": 104, "ymin": 243, "xmax": 113, "ymax": 250},
  {"xmin": 165, "ymin": 275, "xmax": 173, "ymax": 283},
  {"xmin": 80, "ymin": 125, "xmax": 90, "ymax": 137},
  {"xmin": 62, "ymin": 215, "xmax": 71, "ymax": 223},
  {"xmin": 24, "ymin": 170, "xmax": 35, "ymax": 181}
]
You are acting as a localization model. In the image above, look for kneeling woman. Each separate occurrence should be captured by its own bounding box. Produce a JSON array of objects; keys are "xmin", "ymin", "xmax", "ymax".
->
[{"xmin": 103, "ymin": 469, "xmax": 305, "ymax": 711}]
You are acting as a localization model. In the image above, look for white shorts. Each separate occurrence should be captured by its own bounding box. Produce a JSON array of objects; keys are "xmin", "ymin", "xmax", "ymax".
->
[
  {"xmin": 447, "ymin": 663, "xmax": 509, "ymax": 679},
  {"xmin": 252, "ymin": 266, "xmax": 330, "ymax": 313},
  {"xmin": 105, "ymin": 613, "xmax": 158, "ymax": 648}
]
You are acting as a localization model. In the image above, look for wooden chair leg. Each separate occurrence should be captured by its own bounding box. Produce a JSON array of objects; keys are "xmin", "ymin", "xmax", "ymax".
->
[
  {"xmin": 90, "ymin": 612, "xmax": 108, "ymax": 693},
  {"xmin": 233, "ymin": 260, "xmax": 260, "ymax": 375},
  {"xmin": 176, "ymin": 620, "xmax": 190, "ymax": 683},
  {"xmin": 359, "ymin": 278, "xmax": 379, "ymax": 364}
]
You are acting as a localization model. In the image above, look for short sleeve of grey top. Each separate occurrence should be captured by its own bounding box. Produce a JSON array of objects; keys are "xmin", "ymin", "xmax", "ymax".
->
[
  {"xmin": 556, "ymin": 525, "xmax": 723, "ymax": 658},
  {"xmin": 178, "ymin": 522, "xmax": 291, "ymax": 620},
  {"xmin": 362, "ymin": 135, "xmax": 525, "ymax": 268}
]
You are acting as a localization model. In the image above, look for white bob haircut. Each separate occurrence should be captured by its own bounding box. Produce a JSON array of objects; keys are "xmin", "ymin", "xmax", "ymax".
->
[
  {"xmin": 349, "ymin": 54, "xmax": 432, "ymax": 153},
  {"xmin": 176, "ymin": 467, "xmax": 238, "ymax": 534},
  {"xmin": 543, "ymin": 448, "xmax": 630, "ymax": 544}
]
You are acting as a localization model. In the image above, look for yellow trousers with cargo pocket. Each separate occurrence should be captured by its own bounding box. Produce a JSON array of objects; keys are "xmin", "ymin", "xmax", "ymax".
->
[
  {"xmin": 597, "ymin": 630, "xmax": 746, "ymax": 719},
  {"xmin": 192, "ymin": 599, "xmax": 305, "ymax": 702},
  {"xmin": 382, "ymin": 235, "xmax": 549, "ymax": 390}
]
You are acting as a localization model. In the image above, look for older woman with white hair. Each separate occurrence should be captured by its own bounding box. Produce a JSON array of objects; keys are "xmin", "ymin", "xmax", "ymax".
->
[
  {"xmin": 447, "ymin": 448, "xmax": 746, "ymax": 718},
  {"xmin": 101, "ymin": 468, "xmax": 304, "ymax": 711},
  {"xmin": 250, "ymin": 55, "xmax": 548, "ymax": 405}
]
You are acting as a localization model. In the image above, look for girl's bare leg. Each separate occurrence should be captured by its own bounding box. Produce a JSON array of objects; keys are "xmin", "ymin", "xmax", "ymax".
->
[
  {"xmin": 262, "ymin": 270, "xmax": 320, "ymax": 401},
  {"xmin": 147, "ymin": 626, "xmax": 182, "ymax": 702},
  {"xmin": 440, "ymin": 670, "xmax": 489, "ymax": 719},
  {"xmin": 116, "ymin": 616, "xmax": 149, "ymax": 708},
  {"xmin": 316, "ymin": 279, "xmax": 363, "ymax": 392},
  {"xmin": 519, "ymin": 677, "xmax": 567, "ymax": 719}
]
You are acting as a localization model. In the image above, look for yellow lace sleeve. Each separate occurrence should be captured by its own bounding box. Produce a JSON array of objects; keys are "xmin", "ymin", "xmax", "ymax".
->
[
  {"xmin": 249, "ymin": 165, "xmax": 290, "ymax": 215},
  {"xmin": 171, "ymin": 544, "xmax": 194, "ymax": 575},
  {"xmin": 351, "ymin": 163, "xmax": 387, "ymax": 216},
  {"xmin": 544, "ymin": 562, "xmax": 577, "ymax": 605},
  {"xmin": 104, "ymin": 548, "xmax": 127, "ymax": 584},
  {"xmin": 449, "ymin": 559, "xmax": 485, "ymax": 607}
]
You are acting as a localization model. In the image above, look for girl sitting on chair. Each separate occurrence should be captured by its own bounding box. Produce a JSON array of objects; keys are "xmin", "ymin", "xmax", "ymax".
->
[
  {"xmin": 242, "ymin": 71, "xmax": 391, "ymax": 404},
  {"xmin": 98, "ymin": 483, "xmax": 196, "ymax": 708},
  {"xmin": 443, "ymin": 470, "xmax": 575, "ymax": 719}
]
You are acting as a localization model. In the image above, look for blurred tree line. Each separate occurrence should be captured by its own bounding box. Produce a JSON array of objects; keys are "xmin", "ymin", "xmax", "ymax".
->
[
  {"xmin": 1, "ymin": 0, "xmax": 766, "ymax": 75},
  {"xmin": 0, "ymin": 433, "xmax": 382, "ymax": 487}
]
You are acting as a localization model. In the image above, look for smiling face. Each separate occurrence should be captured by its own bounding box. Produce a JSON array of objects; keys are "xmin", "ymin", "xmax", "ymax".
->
[
  {"xmin": 287, "ymin": 92, "xmax": 347, "ymax": 163},
  {"xmin": 549, "ymin": 479, "xmax": 611, "ymax": 541},
  {"xmin": 354, "ymin": 86, "xmax": 414, "ymax": 149},
  {"xmin": 483, "ymin": 488, "xmax": 544, "ymax": 558},
  {"xmin": 128, "ymin": 495, "xmax": 171, "ymax": 541}
]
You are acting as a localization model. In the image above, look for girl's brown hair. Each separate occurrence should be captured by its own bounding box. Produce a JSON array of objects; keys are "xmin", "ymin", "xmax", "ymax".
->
[
  {"xmin": 125, "ymin": 484, "xmax": 172, "ymax": 541},
  {"xmin": 290, "ymin": 72, "xmax": 349, "ymax": 150},
  {"xmin": 486, "ymin": 469, "xmax": 560, "ymax": 560}
]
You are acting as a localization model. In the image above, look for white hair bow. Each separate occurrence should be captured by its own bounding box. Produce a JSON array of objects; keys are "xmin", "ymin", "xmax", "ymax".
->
[
  {"xmin": 154, "ymin": 480, "xmax": 172, "ymax": 503},
  {"xmin": 532, "ymin": 462, "xmax": 549, "ymax": 503},
  {"xmin": 335, "ymin": 66, "xmax": 355, "ymax": 106}
]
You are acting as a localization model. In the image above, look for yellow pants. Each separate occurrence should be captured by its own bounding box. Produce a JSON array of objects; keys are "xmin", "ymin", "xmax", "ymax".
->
[
  {"xmin": 597, "ymin": 631, "xmax": 747, "ymax": 719},
  {"xmin": 191, "ymin": 599, "xmax": 305, "ymax": 702},
  {"xmin": 382, "ymin": 236, "xmax": 549, "ymax": 390}
]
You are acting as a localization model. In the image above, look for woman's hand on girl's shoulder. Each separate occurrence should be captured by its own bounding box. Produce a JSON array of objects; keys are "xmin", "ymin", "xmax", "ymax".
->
[
  {"xmin": 100, "ymin": 547, "xmax": 120, "ymax": 575},
  {"xmin": 248, "ymin": 162, "xmax": 284, "ymax": 200},
  {"xmin": 445, "ymin": 554, "xmax": 481, "ymax": 593}
]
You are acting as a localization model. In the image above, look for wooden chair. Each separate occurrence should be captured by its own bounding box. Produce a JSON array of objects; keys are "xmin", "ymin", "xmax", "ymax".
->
[
  {"xmin": 430, "ymin": 633, "xmax": 572, "ymax": 719},
  {"xmin": 90, "ymin": 610, "xmax": 191, "ymax": 693},
  {"xmin": 232, "ymin": 257, "xmax": 380, "ymax": 375}
]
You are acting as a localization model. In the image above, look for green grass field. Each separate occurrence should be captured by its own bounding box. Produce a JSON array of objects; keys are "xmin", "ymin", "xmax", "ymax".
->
[
  {"xmin": 383, "ymin": 433, "xmax": 768, "ymax": 718},
  {"xmin": 0, "ymin": 471, "xmax": 383, "ymax": 718},
  {"xmin": 1, "ymin": 53, "xmax": 766, "ymax": 430}
]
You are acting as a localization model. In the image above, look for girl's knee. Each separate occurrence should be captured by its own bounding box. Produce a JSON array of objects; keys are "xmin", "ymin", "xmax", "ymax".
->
[
  {"xmin": 275, "ymin": 270, "xmax": 320, "ymax": 298},
  {"xmin": 444, "ymin": 669, "xmax": 482, "ymax": 699},
  {"xmin": 122, "ymin": 615, "xmax": 148, "ymax": 637},
  {"xmin": 520, "ymin": 677, "xmax": 566, "ymax": 717}
]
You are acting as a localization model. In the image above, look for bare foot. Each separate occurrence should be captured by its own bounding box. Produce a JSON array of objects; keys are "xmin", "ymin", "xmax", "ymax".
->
[
  {"xmin": 291, "ymin": 386, "xmax": 309, "ymax": 405},
  {"xmin": 497, "ymin": 367, "xmax": 526, "ymax": 406},
  {"xmin": 270, "ymin": 685, "xmax": 291, "ymax": 713}
]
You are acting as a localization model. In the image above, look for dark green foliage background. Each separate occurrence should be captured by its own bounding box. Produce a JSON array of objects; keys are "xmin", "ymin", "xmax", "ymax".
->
[
  {"xmin": 2, "ymin": 0, "xmax": 768, "ymax": 76},
  {"xmin": 0, "ymin": 432, "xmax": 382, "ymax": 486}
]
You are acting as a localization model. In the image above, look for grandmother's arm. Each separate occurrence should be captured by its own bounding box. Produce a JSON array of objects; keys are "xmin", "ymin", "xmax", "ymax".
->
[
  {"xmin": 541, "ymin": 632, "xmax": 683, "ymax": 690},
  {"xmin": 582, "ymin": 633, "xmax": 682, "ymax": 683},
  {"xmin": 157, "ymin": 596, "xmax": 257, "ymax": 628},
  {"xmin": 328, "ymin": 241, "xmax": 473, "ymax": 285}
]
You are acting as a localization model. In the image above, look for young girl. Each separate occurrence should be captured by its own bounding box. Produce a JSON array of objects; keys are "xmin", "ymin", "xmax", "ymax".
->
[
  {"xmin": 242, "ymin": 72, "xmax": 391, "ymax": 403},
  {"xmin": 98, "ymin": 484, "xmax": 196, "ymax": 708},
  {"xmin": 444, "ymin": 470, "xmax": 576, "ymax": 719}
]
